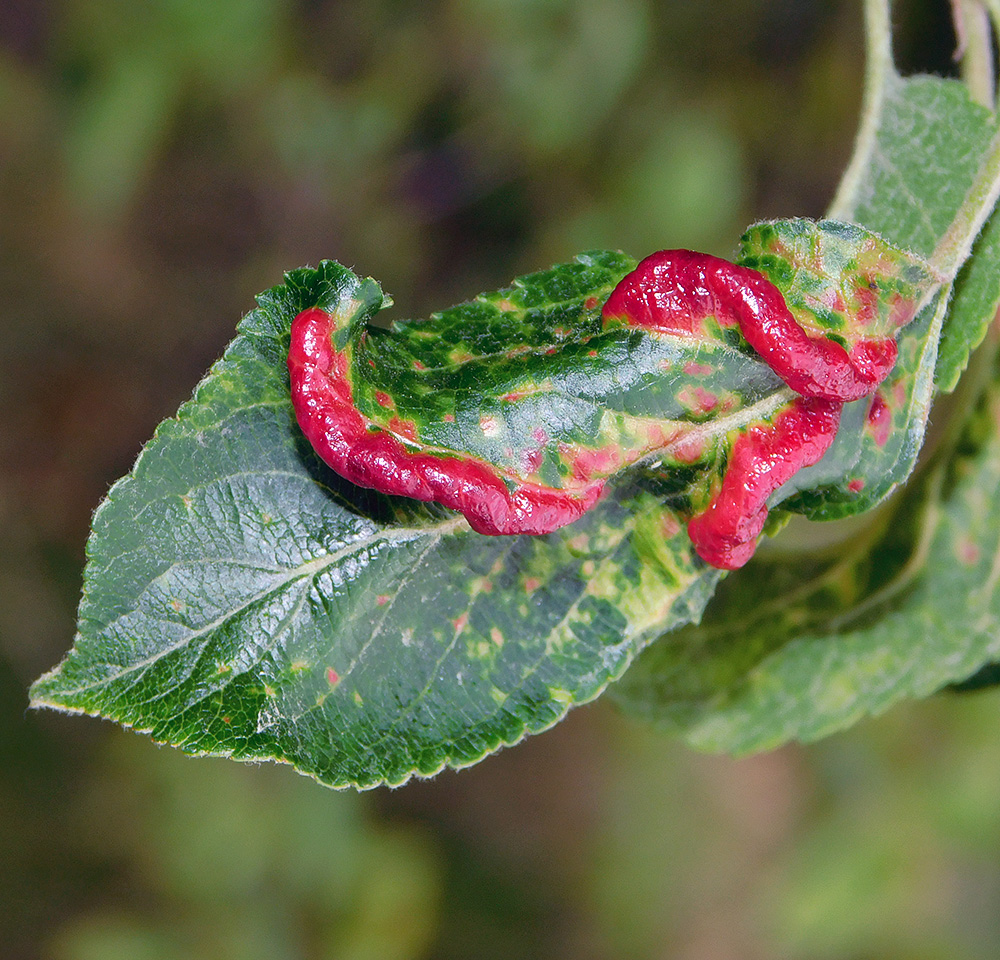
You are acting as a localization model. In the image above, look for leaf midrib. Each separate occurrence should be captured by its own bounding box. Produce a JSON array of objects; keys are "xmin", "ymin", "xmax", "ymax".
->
[{"xmin": 34, "ymin": 516, "xmax": 469, "ymax": 702}]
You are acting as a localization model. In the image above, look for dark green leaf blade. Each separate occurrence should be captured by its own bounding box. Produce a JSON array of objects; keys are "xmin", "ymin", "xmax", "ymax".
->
[
  {"xmin": 937, "ymin": 209, "xmax": 1000, "ymax": 392},
  {"xmin": 30, "ymin": 261, "xmax": 724, "ymax": 788}
]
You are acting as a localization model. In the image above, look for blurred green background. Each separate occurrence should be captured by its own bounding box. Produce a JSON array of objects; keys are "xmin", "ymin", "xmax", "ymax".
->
[{"xmin": 4, "ymin": 1, "xmax": 1000, "ymax": 958}]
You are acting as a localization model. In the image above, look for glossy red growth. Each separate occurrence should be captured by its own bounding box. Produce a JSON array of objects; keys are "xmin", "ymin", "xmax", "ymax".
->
[
  {"xmin": 602, "ymin": 250, "xmax": 897, "ymax": 403},
  {"xmin": 686, "ymin": 398, "xmax": 842, "ymax": 569},
  {"xmin": 603, "ymin": 250, "xmax": 904, "ymax": 569},
  {"xmin": 288, "ymin": 307, "xmax": 604, "ymax": 535},
  {"xmin": 291, "ymin": 246, "xmax": 902, "ymax": 571}
]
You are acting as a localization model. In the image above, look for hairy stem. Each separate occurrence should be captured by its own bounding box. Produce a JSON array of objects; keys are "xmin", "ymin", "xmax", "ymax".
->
[
  {"xmin": 954, "ymin": 0, "xmax": 996, "ymax": 108},
  {"xmin": 930, "ymin": 123, "xmax": 1000, "ymax": 279},
  {"xmin": 827, "ymin": 0, "xmax": 894, "ymax": 219}
]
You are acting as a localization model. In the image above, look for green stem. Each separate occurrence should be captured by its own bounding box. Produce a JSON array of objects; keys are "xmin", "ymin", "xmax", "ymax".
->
[
  {"xmin": 980, "ymin": 0, "xmax": 1000, "ymax": 61},
  {"xmin": 827, "ymin": 0, "xmax": 895, "ymax": 220},
  {"xmin": 955, "ymin": 0, "xmax": 996, "ymax": 108},
  {"xmin": 929, "ymin": 122, "xmax": 1000, "ymax": 279}
]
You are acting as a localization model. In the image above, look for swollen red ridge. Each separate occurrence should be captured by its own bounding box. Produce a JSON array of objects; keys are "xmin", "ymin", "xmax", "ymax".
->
[
  {"xmin": 685, "ymin": 398, "xmax": 842, "ymax": 570},
  {"xmin": 602, "ymin": 251, "xmax": 901, "ymax": 569},
  {"xmin": 603, "ymin": 250, "xmax": 897, "ymax": 402},
  {"xmin": 288, "ymin": 307, "xmax": 604, "ymax": 535}
]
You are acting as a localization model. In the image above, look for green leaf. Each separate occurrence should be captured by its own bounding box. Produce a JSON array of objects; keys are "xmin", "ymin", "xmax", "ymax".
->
[
  {"xmin": 735, "ymin": 217, "xmax": 941, "ymax": 520},
  {"xmin": 937, "ymin": 208, "xmax": 1000, "ymax": 392},
  {"xmin": 611, "ymin": 373, "xmax": 1000, "ymax": 753},
  {"xmin": 30, "ymin": 260, "xmax": 726, "ymax": 788},
  {"xmin": 33, "ymin": 3, "xmax": 1000, "ymax": 781}
]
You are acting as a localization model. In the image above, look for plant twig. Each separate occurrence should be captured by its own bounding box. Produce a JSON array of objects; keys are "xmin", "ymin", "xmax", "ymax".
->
[
  {"xmin": 930, "ymin": 122, "xmax": 1000, "ymax": 278},
  {"xmin": 953, "ymin": 0, "xmax": 996, "ymax": 108},
  {"xmin": 827, "ymin": 0, "xmax": 895, "ymax": 219}
]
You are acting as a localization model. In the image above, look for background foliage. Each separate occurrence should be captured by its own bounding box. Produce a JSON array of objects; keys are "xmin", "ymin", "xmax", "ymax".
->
[{"xmin": 5, "ymin": 0, "xmax": 1000, "ymax": 957}]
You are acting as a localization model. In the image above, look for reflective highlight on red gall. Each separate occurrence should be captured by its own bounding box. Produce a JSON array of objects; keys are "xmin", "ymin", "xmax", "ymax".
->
[
  {"xmin": 289, "ymin": 244, "xmax": 909, "ymax": 572},
  {"xmin": 288, "ymin": 307, "xmax": 603, "ymax": 535}
]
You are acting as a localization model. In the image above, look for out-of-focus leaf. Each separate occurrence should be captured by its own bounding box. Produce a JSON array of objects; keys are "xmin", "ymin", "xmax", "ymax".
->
[
  {"xmin": 455, "ymin": 0, "xmax": 650, "ymax": 153},
  {"xmin": 613, "ymin": 377, "xmax": 1000, "ymax": 754}
]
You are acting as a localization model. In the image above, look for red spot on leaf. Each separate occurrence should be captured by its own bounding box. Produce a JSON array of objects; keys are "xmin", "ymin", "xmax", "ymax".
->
[
  {"xmin": 524, "ymin": 577, "xmax": 541, "ymax": 594},
  {"xmin": 888, "ymin": 290, "xmax": 918, "ymax": 329},
  {"xmin": 957, "ymin": 538, "xmax": 980, "ymax": 566},
  {"xmin": 443, "ymin": 413, "xmax": 455, "ymax": 422},
  {"xmin": 683, "ymin": 361, "xmax": 714, "ymax": 376},
  {"xmin": 376, "ymin": 594, "xmax": 390, "ymax": 606},
  {"xmin": 375, "ymin": 391, "xmax": 393, "ymax": 408},
  {"xmin": 585, "ymin": 296, "xmax": 599, "ymax": 310},
  {"xmin": 327, "ymin": 667, "xmax": 340, "ymax": 686},
  {"xmin": 661, "ymin": 513, "xmax": 682, "ymax": 538},
  {"xmin": 866, "ymin": 392, "xmax": 892, "ymax": 447},
  {"xmin": 388, "ymin": 416, "xmax": 418, "ymax": 443},
  {"xmin": 672, "ymin": 436, "xmax": 706, "ymax": 464},
  {"xmin": 587, "ymin": 349, "xmax": 598, "ymax": 357},
  {"xmin": 413, "ymin": 360, "xmax": 426, "ymax": 370},
  {"xmin": 522, "ymin": 445, "xmax": 545, "ymax": 474},
  {"xmin": 678, "ymin": 385, "xmax": 719, "ymax": 414},
  {"xmin": 562, "ymin": 443, "xmax": 624, "ymax": 482},
  {"xmin": 848, "ymin": 478, "xmax": 864, "ymax": 493},
  {"xmin": 892, "ymin": 380, "xmax": 907, "ymax": 408},
  {"xmin": 822, "ymin": 287, "xmax": 850, "ymax": 318}
]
